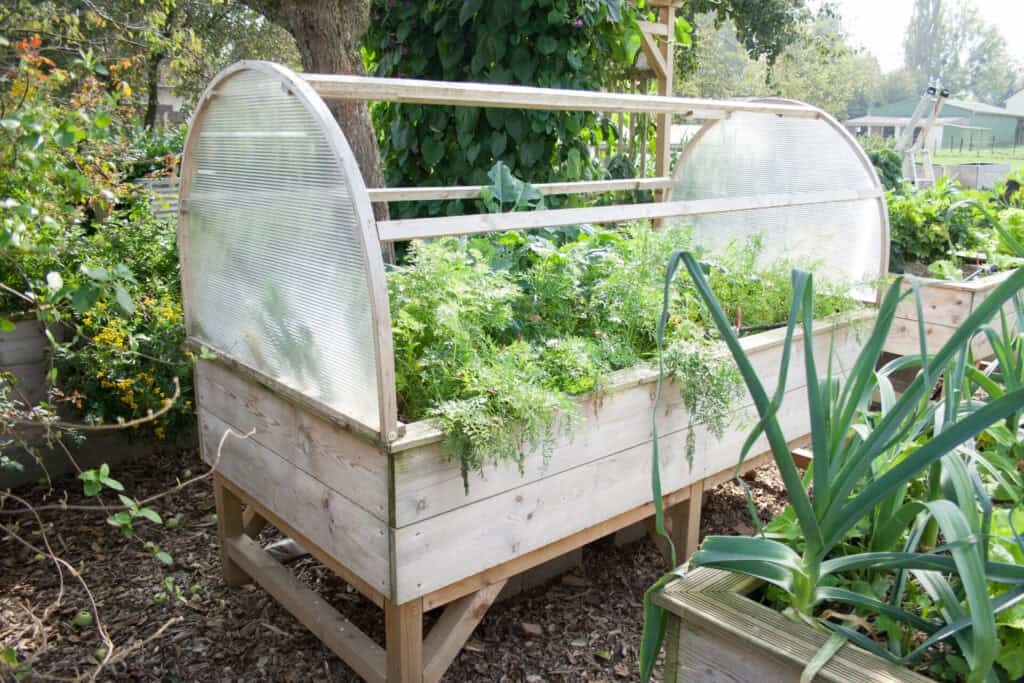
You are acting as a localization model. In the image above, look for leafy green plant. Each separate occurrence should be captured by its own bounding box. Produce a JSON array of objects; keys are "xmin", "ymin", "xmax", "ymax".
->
[
  {"xmin": 996, "ymin": 209, "xmax": 1024, "ymax": 257},
  {"xmin": 363, "ymin": 0, "xmax": 667, "ymax": 217},
  {"xmin": 867, "ymin": 148, "xmax": 903, "ymax": 192},
  {"xmin": 928, "ymin": 259, "xmax": 963, "ymax": 281},
  {"xmin": 640, "ymin": 252, "xmax": 1024, "ymax": 682},
  {"xmin": 887, "ymin": 177, "xmax": 993, "ymax": 269},
  {"xmin": 390, "ymin": 223, "xmax": 860, "ymax": 487}
]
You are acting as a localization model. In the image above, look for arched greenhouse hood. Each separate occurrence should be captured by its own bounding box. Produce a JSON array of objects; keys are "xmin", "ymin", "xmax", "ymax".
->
[{"xmin": 179, "ymin": 60, "xmax": 888, "ymax": 446}]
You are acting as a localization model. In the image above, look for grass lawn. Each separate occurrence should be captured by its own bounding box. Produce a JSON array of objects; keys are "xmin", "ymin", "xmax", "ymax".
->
[{"xmin": 933, "ymin": 146, "xmax": 1024, "ymax": 173}]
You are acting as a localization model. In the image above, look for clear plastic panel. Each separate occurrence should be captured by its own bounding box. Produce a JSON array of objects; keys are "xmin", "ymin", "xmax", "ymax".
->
[
  {"xmin": 183, "ymin": 68, "xmax": 379, "ymax": 429},
  {"xmin": 672, "ymin": 111, "xmax": 884, "ymax": 296}
]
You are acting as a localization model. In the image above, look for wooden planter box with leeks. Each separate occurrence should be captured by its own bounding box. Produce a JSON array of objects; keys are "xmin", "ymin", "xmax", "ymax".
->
[{"xmin": 645, "ymin": 251, "xmax": 1024, "ymax": 683}]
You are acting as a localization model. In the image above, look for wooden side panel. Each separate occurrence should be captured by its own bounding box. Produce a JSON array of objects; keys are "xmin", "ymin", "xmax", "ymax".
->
[
  {"xmin": 198, "ymin": 409, "xmax": 389, "ymax": 595},
  {"xmin": 887, "ymin": 271, "xmax": 1019, "ymax": 358},
  {"xmin": 195, "ymin": 360, "xmax": 388, "ymax": 521},
  {"xmin": 390, "ymin": 386, "xmax": 811, "ymax": 602},
  {"xmin": 392, "ymin": 319, "xmax": 864, "ymax": 528}
]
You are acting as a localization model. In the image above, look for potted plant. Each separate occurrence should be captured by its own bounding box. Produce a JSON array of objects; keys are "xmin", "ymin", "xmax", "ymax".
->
[
  {"xmin": 642, "ymin": 248, "xmax": 1024, "ymax": 682},
  {"xmin": 885, "ymin": 177, "xmax": 1022, "ymax": 359}
]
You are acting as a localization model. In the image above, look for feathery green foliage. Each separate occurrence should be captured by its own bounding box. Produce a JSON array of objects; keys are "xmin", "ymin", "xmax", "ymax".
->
[{"xmin": 389, "ymin": 223, "xmax": 859, "ymax": 486}]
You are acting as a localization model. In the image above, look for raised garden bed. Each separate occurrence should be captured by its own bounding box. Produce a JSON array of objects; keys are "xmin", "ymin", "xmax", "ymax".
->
[
  {"xmin": 180, "ymin": 61, "xmax": 888, "ymax": 682},
  {"xmin": 653, "ymin": 567, "xmax": 932, "ymax": 682},
  {"xmin": 885, "ymin": 268, "xmax": 1019, "ymax": 358}
]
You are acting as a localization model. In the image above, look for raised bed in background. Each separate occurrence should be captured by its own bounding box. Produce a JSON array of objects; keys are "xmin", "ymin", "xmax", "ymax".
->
[{"xmin": 885, "ymin": 269, "xmax": 1018, "ymax": 359}]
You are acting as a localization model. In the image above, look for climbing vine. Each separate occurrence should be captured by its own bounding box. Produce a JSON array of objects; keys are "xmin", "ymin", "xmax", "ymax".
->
[{"xmin": 363, "ymin": 0, "xmax": 669, "ymax": 217}]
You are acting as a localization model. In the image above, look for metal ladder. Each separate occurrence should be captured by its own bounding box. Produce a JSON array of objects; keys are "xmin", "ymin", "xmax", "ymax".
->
[{"xmin": 897, "ymin": 85, "xmax": 949, "ymax": 188}]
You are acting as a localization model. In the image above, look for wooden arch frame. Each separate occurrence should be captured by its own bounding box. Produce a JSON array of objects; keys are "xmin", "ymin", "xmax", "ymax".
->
[
  {"xmin": 178, "ymin": 60, "xmax": 398, "ymax": 441},
  {"xmin": 666, "ymin": 96, "xmax": 892, "ymax": 299}
]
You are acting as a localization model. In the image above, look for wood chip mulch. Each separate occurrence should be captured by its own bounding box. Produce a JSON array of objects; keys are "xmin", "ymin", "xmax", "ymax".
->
[{"xmin": 1, "ymin": 448, "xmax": 789, "ymax": 682}]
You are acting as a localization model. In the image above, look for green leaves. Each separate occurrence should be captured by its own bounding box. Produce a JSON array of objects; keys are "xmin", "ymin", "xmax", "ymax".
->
[
  {"xmin": 106, "ymin": 494, "xmax": 163, "ymax": 540},
  {"xmin": 644, "ymin": 247, "xmax": 1024, "ymax": 680},
  {"xmin": 367, "ymin": 0, "xmax": 639, "ymax": 219},
  {"xmin": 79, "ymin": 463, "xmax": 123, "ymax": 497}
]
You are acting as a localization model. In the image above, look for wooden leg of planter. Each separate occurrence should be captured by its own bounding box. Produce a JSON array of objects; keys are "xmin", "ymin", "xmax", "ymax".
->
[
  {"xmin": 649, "ymin": 481, "xmax": 704, "ymax": 565},
  {"xmin": 672, "ymin": 480, "xmax": 703, "ymax": 562},
  {"xmin": 423, "ymin": 580, "xmax": 506, "ymax": 683},
  {"xmin": 386, "ymin": 598, "xmax": 424, "ymax": 683},
  {"xmin": 212, "ymin": 472, "xmax": 249, "ymax": 586},
  {"xmin": 242, "ymin": 506, "xmax": 267, "ymax": 537}
]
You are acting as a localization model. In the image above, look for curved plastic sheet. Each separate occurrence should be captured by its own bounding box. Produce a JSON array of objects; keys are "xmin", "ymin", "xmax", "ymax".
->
[
  {"xmin": 182, "ymin": 67, "xmax": 380, "ymax": 429},
  {"xmin": 672, "ymin": 111, "xmax": 886, "ymax": 299}
]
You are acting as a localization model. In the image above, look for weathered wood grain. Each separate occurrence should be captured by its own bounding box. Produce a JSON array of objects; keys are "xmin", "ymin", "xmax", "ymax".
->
[
  {"xmin": 655, "ymin": 568, "xmax": 931, "ymax": 682},
  {"xmin": 196, "ymin": 360, "xmax": 388, "ymax": 521},
  {"xmin": 199, "ymin": 410, "xmax": 390, "ymax": 595}
]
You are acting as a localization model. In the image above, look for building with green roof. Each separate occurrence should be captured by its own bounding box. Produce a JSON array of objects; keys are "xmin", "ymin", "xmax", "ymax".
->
[{"xmin": 850, "ymin": 97, "xmax": 1024, "ymax": 148}]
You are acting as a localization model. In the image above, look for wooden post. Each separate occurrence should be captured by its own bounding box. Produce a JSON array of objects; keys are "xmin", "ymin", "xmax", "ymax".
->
[
  {"xmin": 212, "ymin": 473, "xmax": 249, "ymax": 586},
  {"xmin": 673, "ymin": 479, "xmax": 703, "ymax": 561},
  {"xmin": 386, "ymin": 598, "xmax": 424, "ymax": 683},
  {"xmin": 654, "ymin": 4, "xmax": 674, "ymax": 199}
]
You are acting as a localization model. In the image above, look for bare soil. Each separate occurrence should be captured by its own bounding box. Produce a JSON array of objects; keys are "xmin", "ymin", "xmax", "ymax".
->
[{"xmin": 1, "ymin": 447, "xmax": 789, "ymax": 682}]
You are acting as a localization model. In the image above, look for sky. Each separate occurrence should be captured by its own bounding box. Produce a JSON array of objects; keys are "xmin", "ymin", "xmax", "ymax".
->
[{"xmin": 833, "ymin": 0, "xmax": 1024, "ymax": 73}]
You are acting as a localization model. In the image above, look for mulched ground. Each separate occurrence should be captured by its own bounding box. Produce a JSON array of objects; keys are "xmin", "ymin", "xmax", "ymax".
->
[{"xmin": 1, "ymin": 447, "xmax": 789, "ymax": 682}]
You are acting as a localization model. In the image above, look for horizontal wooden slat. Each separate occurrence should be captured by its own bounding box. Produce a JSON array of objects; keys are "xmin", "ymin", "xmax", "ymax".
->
[
  {"xmin": 377, "ymin": 188, "xmax": 883, "ymax": 242},
  {"xmin": 199, "ymin": 410, "xmax": 390, "ymax": 595},
  {"xmin": 224, "ymin": 535, "xmax": 387, "ymax": 683},
  {"xmin": 303, "ymin": 74, "xmax": 819, "ymax": 119},
  {"xmin": 638, "ymin": 20, "xmax": 670, "ymax": 35},
  {"xmin": 195, "ymin": 360, "xmax": 389, "ymax": 522},
  {"xmin": 366, "ymin": 176, "xmax": 674, "ymax": 203}
]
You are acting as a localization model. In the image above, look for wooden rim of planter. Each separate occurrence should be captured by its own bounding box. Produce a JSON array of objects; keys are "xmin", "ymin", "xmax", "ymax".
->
[{"xmin": 654, "ymin": 566, "xmax": 933, "ymax": 682}]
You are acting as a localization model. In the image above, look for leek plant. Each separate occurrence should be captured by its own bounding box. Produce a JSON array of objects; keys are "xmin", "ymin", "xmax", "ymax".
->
[{"xmin": 640, "ymin": 254, "xmax": 1024, "ymax": 682}]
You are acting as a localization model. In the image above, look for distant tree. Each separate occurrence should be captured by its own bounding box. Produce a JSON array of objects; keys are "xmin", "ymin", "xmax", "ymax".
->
[
  {"xmin": 878, "ymin": 67, "xmax": 920, "ymax": 105},
  {"xmin": 903, "ymin": 0, "xmax": 1020, "ymax": 104},
  {"xmin": 677, "ymin": 10, "xmax": 882, "ymax": 119}
]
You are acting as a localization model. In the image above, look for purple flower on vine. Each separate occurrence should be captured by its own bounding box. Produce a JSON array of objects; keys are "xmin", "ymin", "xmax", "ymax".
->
[{"xmin": 574, "ymin": 18, "xmax": 584, "ymax": 28}]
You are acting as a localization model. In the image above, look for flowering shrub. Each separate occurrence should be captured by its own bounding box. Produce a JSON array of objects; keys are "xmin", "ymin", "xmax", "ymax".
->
[{"xmin": 1, "ymin": 35, "xmax": 191, "ymax": 440}]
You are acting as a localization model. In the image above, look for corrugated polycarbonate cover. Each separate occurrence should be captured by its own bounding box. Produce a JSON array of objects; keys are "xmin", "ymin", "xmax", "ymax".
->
[
  {"xmin": 182, "ymin": 67, "xmax": 380, "ymax": 430},
  {"xmin": 672, "ymin": 111, "xmax": 885, "ymax": 297}
]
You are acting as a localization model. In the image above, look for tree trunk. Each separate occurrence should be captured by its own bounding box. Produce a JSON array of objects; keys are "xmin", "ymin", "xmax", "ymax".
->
[
  {"xmin": 248, "ymin": 0, "xmax": 386, "ymax": 199},
  {"xmin": 143, "ymin": 54, "xmax": 162, "ymax": 130}
]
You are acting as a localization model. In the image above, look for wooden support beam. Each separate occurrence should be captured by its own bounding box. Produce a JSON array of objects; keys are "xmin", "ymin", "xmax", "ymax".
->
[
  {"xmin": 791, "ymin": 448, "xmax": 813, "ymax": 469},
  {"xmin": 386, "ymin": 599, "xmax": 424, "ymax": 683},
  {"xmin": 241, "ymin": 506, "xmax": 267, "ymax": 538},
  {"xmin": 218, "ymin": 476, "xmax": 386, "ymax": 608},
  {"xmin": 303, "ymin": 74, "xmax": 819, "ymax": 119},
  {"xmin": 654, "ymin": 5, "xmax": 674, "ymax": 194},
  {"xmin": 639, "ymin": 30, "xmax": 669, "ymax": 81},
  {"xmin": 422, "ymin": 581, "xmax": 507, "ymax": 683},
  {"xmin": 673, "ymin": 479, "xmax": 704, "ymax": 561},
  {"xmin": 638, "ymin": 20, "xmax": 669, "ymax": 35},
  {"xmin": 212, "ymin": 473, "xmax": 249, "ymax": 586},
  {"xmin": 377, "ymin": 188, "xmax": 883, "ymax": 242},
  {"xmin": 224, "ymin": 535, "xmax": 387, "ymax": 683},
  {"xmin": 366, "ymin": 176, "xmax": 673, "ymax": 203}
]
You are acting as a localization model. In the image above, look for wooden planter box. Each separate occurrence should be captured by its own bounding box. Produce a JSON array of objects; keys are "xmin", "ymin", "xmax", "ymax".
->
[
  {"xmin": 653, "ymin": 566, "xmax": 933, "ymax": 682},
  {"xmin": 885, "ymin": 269, "xmax": 1019, "ymax": 359},
  {"xmin": 198, "ymin": 313, "xmax": 867, "ymax": 605},
  {"xmin": 179, "ymin": 62, "xmax": 889, "ymax": 682},
  {"xmin": 0, "ymin": 316, "xmax": 54, "ymax": 405}
]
